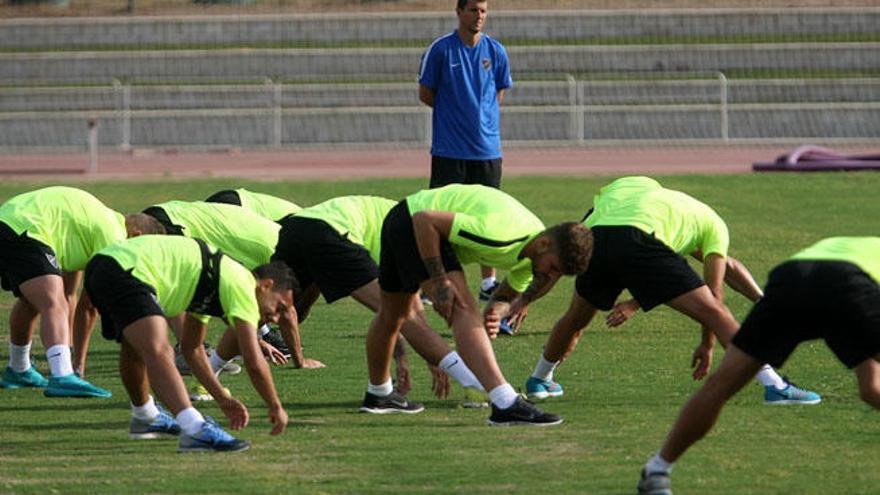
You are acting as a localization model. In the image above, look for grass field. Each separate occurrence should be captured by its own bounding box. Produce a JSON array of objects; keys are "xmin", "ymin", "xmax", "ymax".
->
[{"xmin": 0, "ymin": 173, "xmax": 878, "ymax": 494}]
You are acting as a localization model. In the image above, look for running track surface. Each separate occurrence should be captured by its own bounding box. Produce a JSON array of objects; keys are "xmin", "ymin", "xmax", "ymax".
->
[{"xmin": 1, "ymin": 145, "xmax": 875, "ymax": 182}]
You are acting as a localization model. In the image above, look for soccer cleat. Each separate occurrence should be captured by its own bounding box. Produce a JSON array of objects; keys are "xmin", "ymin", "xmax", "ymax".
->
[
  {"xmin": 764, "ymin": 377, "xmax": 821, "ymax": 405},
  {"xmin": 1, "ymin": 365, "xmax": 49, "ymax": 389},
  {"xmin": 359, "ymin": 391, "xmax": 424, "ymax": 414},
  {"xmin": 260, "ymin": 327, "xmax": 291, "ymax": 359},
  {"xmin": 478, "ymin": 281, "xmax": 500, "ymax": 302},
  {"xmin": 189, "ymin": 383, "xmax": 231, "ymax": 402},
  {"xmin": 178, "ymin": 421, "xmax": 250, "ymax": 453},
  {"xmin": 174, "ymin": 345, "xmax": 191, "ymax": 376},
  {"xmin": 487, "ymin": 396, "xmax": 563, "ymax": 427},
  {"xmin": 44, "ymin": 373, "xmax": 112, "ymax": 398},
  {"xmin": 419, "ymin": 292, "xmax": 433, "ymax": 307},
  {"xmin": 462, "ymin": 387, "xmax": 489, "ymax": 409},
  {"xmin": 498, "ymin": 317, "xmax": 515, "ymax": 336},
  {"xmin": 130, "ymin": 406, "xmax": 182, "ymax": 439},
  {"xmin": 218, "ymin": 360, "xmax": 241, "ymax": 376},
  {"xmin": 525, "ymin": 376, "xmax": 564, "ymax": 400},
  {"xmin": 637, "ymin": 468, "xmax": 672, "ymax": 495}
]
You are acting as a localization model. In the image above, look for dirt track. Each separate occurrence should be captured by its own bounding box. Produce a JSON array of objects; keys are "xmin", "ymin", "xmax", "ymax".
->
[{"xmin": 4, "ymin": 144, "xmax": 875, "ymax": 182}]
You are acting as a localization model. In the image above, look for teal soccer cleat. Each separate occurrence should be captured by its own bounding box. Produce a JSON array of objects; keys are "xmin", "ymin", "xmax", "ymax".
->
[
  {"xmin": 44, "ymin": 373, "xmax": 112, "ymax": 398},
  {"xmin": 1, "ymin": 366, "xmax": 49, "ymax": 389},
  {"xmin": 764, "ymin": 378, "xmax": 821, "ymax": 405},
  {"xmin": 525, "ymin": 376, "xmax": 564, "ymax": 400}
]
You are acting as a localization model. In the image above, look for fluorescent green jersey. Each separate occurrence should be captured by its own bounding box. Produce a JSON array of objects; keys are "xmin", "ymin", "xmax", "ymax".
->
[
  {"xmin": 406, "ymin": 184, "xmax": 545, "ymax": 292},
  {"xmin": 791, "ymin": 237, "xmax": 880, "ymax": 283},
  {"xmin": 585, "ymin": 176, "xmax": 729, "ymax": 258},
  {"xmin": 154, "ymin": 201, "xmax": 280, "ymax": 270},
  {"xmin": 296, "ymin": 195, "xmax": 396, "ymax": 263},
  {"xmin": 98, "ymin": 235, "xmax": 259, "ymax": 324},
  {"xmin": 0, "ymin": 186, "xmax": 126, "ymax": 271},
  {"xmin": 236, "ymin": 189, "xmax": 302, "ymax": 221}
]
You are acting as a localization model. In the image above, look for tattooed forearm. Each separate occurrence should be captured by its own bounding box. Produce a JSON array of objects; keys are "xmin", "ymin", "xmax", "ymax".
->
[
  {"xmin": 522, "ymin": 272, "xmax": 552, "ymax": 303},
  {"xmin": 423, "ymin": 256, "xmax": 446, "ymax": 279}
]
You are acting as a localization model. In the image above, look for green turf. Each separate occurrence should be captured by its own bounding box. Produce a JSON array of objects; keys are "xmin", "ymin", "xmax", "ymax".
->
[{"xmin": 0, "ymin": 174, "xmax": 878, "ymax": 494}]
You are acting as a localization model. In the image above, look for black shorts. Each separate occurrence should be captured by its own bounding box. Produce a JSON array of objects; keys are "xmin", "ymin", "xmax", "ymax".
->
[
  {"xmin": 142, "ymin": 206, "xmax": 185, "ymax": 236},
  {"xmin": 378, "ymin": 201, "xmax": 462, "ymax": 293},
  {"xmin": 429, "ymin": 156, "xmax": 502, "ymax": 189},
  {"xmin": 733, "ymin": 260, "xmax": 880, "ymax": 369},
  {"xmin": 205, "ymin": 189, "xmax": 242, "ymax": 206},
  {"xmin": 574, "ymin": 226, "xmax": 704, "ymax": 311},
  {"xmin": 84, "ymin": 255, "xmax": 164, "ymax": 343},
  {"xmin": 0, "ymin": 221, "xmax": 62, "ymax": 297},
  {"xmin": 273, "ymin": 216, "xmax": 378, "ymax": 303}
]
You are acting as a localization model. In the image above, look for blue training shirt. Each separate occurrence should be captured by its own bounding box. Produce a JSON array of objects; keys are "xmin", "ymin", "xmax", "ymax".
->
[{"xmin": 419, "ymin": 31, "xmax": 512, "ymax": 161}]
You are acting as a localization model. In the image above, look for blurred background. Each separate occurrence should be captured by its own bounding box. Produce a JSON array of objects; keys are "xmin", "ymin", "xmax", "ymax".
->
[{"xmin": 0, "ymin": 0, "xmax": 878, "ymax": 153}]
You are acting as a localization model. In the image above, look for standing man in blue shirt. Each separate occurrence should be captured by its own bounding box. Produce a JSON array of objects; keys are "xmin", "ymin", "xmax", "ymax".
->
[{"xmin": 418, "ymin": 0, "xmax": 513, "ymax": 303}]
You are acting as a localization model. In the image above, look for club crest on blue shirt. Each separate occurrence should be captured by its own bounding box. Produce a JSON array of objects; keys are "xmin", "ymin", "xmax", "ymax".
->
[{"xmin": 482, "ymin": 58, "xmax": 491, "ymax": 70}]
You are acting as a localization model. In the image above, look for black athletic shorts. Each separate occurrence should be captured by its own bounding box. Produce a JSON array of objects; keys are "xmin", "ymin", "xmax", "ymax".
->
[
  {"xmin": 84, "ymin": 255, "xmax": 164, "ymax": 343},
  {"xmin": 574, "ymin": 226, "xmax": 705, "ymax": 311},
  {"xmin": 273, "ymin": 216, "xmax": 377, "ymax": 303},
  {"xmin": 733, "ymin": 260, "xmax": 880, "ymax": 369},
  {"xmin": 429, "ymin": 156, "xmax": 502, "ymax": 189},
  {"xmin": 0, "ymin": 221, "xmax": 62, "ymax": 297},
  {"xmin": 378, "ymin": 201, "xmax": 462, "ymax": 293},
  {"xmin": 142, "ymin": 206, "xmax": 185, "ymax": 236},
  {"xmin": 205, "ymin": 189, "xmax": 242, "ymax": 206}
]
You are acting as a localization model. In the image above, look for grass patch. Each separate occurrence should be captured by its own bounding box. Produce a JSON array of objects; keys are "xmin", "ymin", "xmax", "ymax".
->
[{"xmin": 0, "ymin": 174, "xmax": 878, "ymax": 494}]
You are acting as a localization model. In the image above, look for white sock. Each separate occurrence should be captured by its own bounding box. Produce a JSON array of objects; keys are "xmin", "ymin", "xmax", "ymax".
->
[
  {"xmin": 488, "ymin": 383, "xmax": 518, "ymax": 409},
  {"xmin": 209, "ymin": 350, "xmax": 228, "ymax": 374},
  {"xmin": 438, "ymin": 351, "xmax": 484, "ymax": 391},
  {"xmin": 532, "ymin": 354, "xmax": 559, "ymax": 381},
  {"xmin": 755, "ymin": 365, "xmax": 786, "ymax": 389},
  {"xmin": 645, "ymin": 452, "xmax": 674, "ymax": 474},
  {"xmin": 481, "ymin": 277, "xmax": 497, "ymax": 292},
  {"xmin": 46, "ymin": 344, "xmax": 74, "ymax": 377},
  {"xmin": 258, "ymin": 324, "xmax": 271, "ymax": 337},
  {"xmin": 131, "ymin": 395, "xmax": 160, "ymax": 421},
  {"xmin": 9, "ymin": 342, "xmax": 32, "ymax": 372},
  {"xmin": 368, "ymin": 379, "xmax": 393, "ymax": 397},
  {"xmin": 176, "ymin": 407, "xmax": 206, "ymax": 436}
]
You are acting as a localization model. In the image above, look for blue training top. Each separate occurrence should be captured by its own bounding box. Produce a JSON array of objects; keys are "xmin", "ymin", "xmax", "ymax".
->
[{"xmin": 418, "ymin": 31, "xmax": 512, "ymax": 161}]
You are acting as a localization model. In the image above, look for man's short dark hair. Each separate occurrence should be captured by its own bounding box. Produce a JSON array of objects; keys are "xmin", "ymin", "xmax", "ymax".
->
[
  {"xmin": 457, "ymin": 0, "xmax": 485, "ymax": 10},
  {"xmin": 253, "ymin": 261, "xmax": 300, "ymax": 294},
  {"xmin": 124, "ymin": 213, "xmax": 166, "ymax": 236},
  {"xmin": 545, "ymin": 222, "xmax": 593, "ymax": 275}
]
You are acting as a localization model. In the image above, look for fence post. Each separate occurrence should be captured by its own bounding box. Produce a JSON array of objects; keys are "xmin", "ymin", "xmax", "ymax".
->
[{"xmin": 718, "ymin": 71, "xmax": 729, "ymax": 142}]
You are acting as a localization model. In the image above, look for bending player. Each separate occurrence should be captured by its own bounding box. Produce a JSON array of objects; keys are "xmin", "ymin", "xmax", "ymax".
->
[
  {"xmin": 83, "ymin": 235, "xmax": 292, "ymax": 451},
  {"xmin": 0, "ymin": 186, "xmax": 163, "ymax": 397},
  {"xmin": 523, "ymin": 176, "xmax": 820, "ymax": 404},
  {"xmin": 638, "ymin": 237, "xmax": 880, "ymax": 494}
]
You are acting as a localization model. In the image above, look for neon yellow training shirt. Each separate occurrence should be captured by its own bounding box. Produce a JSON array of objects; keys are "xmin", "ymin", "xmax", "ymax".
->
[
  {"xmin": 153, "ymin": 200, "xmax": 280, "ymax": 270},
  {"xmin": 97, "ymin": 235, "xmax": 260, "ymax": 324},
  {"xmin": 236, "ymin": 189, "xmax": 302, "ymax": 221},
  {"xmin": 790, "ymin": 237, "xmax": 880, "ymax": 283},
  {"xmin": 295, "ymin": 195, "xmax": 397, "ymax": 263},
  {"xmin": 585, "ymin": 176, "xmax": 729, "ymax": 258},
  {"xmin": 406, "ymin": 184, "xmax": 545, "ymax": 292},
  {"xmin": 0, "ymin": 186, "xmax": 126, "ymax": 271}
]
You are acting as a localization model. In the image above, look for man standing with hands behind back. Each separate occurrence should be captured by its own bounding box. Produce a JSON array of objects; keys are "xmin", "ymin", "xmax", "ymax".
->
[{"xmin": 419, "ymin": 0, "xmax": 512, "ymax": 302}]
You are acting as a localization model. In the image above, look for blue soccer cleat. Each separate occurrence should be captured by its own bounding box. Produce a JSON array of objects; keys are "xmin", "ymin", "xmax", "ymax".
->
[
  {"xmin": 764, "ymin": 378, "xmax": 821, "ymax": 405},
  {"xmin": 44, "ymin": 373, "xmax": 112, "ymax": 398},
  {"xmin": 130, "ymin": 405, "xmax": 182, "ymax": 439},
  {"xmin": 1, "ymin": 365, "xmax": 49, "ymax": 389},
  {"xmin": 498, "ymin": 317, "xmax": 515, "ymax": 336},
  {"xmin": 178, "ymin": 420, "xmax": 251, "ymax": 453},
  {"xmin": 525, "ymin": 376, "xmax": 564, "ymax": 400}
]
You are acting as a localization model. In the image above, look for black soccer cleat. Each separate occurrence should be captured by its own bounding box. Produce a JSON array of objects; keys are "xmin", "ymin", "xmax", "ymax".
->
[
  {"xmin": 487, "ymin": 395, "xmax": 563, "ymax": 427},
  {"xmin": 359, "ymin": 391, "xmax": 425, "ymax": 414}
]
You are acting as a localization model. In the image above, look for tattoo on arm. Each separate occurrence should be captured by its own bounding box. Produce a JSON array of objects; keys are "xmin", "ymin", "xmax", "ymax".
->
[
  {"xmin": 522, "ymin": 272, "xmax": 552, "ymax": 302},
  {"xmin": 423, "ymin": 256, "xmax": 446, "ymax": 279}
]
